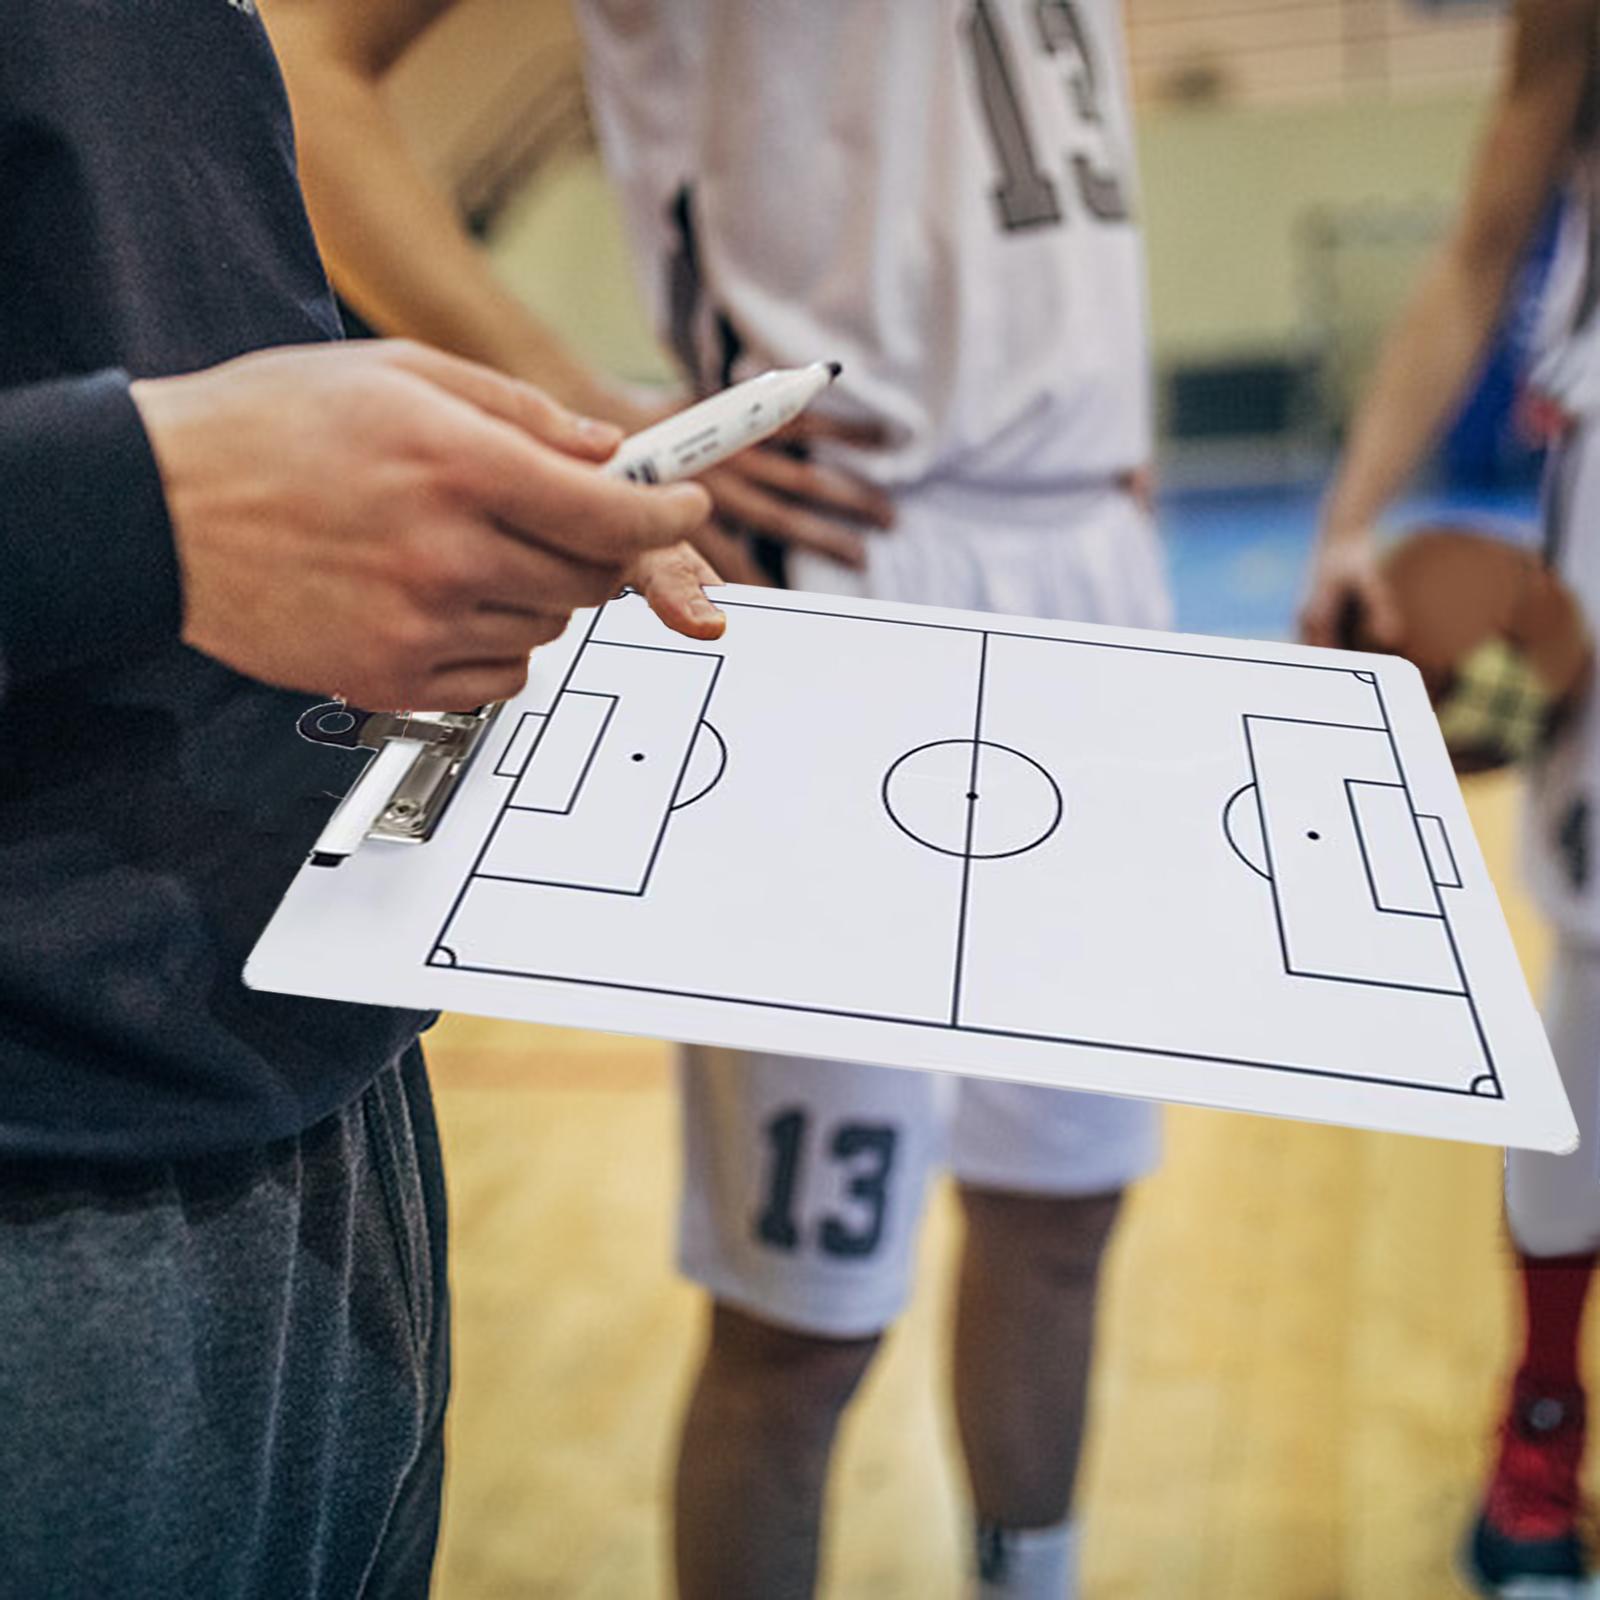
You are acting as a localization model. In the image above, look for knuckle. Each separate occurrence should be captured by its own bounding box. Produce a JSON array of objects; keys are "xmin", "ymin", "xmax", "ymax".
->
[
  {"xmin": 410, "ymin": 441, "xmax": 472, "ymax": 505},
  {"xmin": 367, "ymin": 395, "xmax": 445, "ymax": 477},
  {"xmin": 496, "ymin": 663, "xmax": 534, "ymax": 698},
  {"xmin": 795, "ymin": 462, "xmax": 830, "ymax": 499},
  {"xmin": 384, "ymin": 601, "xmax": 444, "ymax": 662},
  {"xmin": 781, "ymin": 511, "xmax": 822, "ymax": 548},
  {"xmin": 771, "ymin": 459, "xmax": 809, "ymax": 496},
  {"xmin": 392, "ymin": 539, "xmax": 454, "ymax": 606},
  {"xmin": 377, "ymin": 337, "xmax": 426, "ymax": 369},
  {"xmin": 425, "ymin": 542, "xmax": 485, "ymax": 604},
  {"xmin": 638, "ymin": 541, "xmax": 683, "ymax": 575},
  {"xmin": 369, "ymin": 352, "xmax": 426, "ymax": 400},
  {"xmin": 518, "ymin": 384, "xmax": 559, "ymax": 423},
  {"xmin": 343, "ymin": 363, "xmax": 405, "ymax": 420}
]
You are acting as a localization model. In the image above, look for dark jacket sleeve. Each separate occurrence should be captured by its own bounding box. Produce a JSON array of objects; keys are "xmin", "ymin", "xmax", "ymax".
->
[{"xmin": 0, "ymin": 369, "xmax": 181, "ymax": 701}]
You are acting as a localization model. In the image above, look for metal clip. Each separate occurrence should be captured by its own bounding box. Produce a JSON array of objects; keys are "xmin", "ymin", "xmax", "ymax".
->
[
  {"xmin": 366, "ymin": 706, "xmax": 503, "ymax": 844},
  {"xmin": 296, "ymin": 700, "xmax": 505, "ymax": 849}
]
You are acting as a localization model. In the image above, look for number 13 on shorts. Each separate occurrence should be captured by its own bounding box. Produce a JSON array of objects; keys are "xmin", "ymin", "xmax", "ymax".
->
[
  {"xmin": 678, "ymin": 1048, "xmax": 952, "ymax": 1339},
  {"xmin": 755, "ymin": 1109, "xmax": 900, "ymax": 1260}
]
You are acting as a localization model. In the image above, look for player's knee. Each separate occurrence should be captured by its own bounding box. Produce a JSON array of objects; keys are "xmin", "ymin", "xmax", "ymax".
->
[
  {"xmin": 960, "ymin": 1185, "xmax": 1125, "ymax": 1288},
  {"xmin": 1505, "ymin": 1142, "xmax": 1600, "ymax": 1257},
  {"xmin": 702, "ymin": 1301, "xmax": 882, "ymax": 1424},
  {"xmin": 1507, "ymin": 1195, "xmax": 1600, "ymax": 1259}
]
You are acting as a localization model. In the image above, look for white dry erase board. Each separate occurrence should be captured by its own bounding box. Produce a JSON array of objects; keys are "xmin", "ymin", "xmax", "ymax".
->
[{"xmin": 246, "ymin": 585, "xmax": 1577, "ymax": 1152}]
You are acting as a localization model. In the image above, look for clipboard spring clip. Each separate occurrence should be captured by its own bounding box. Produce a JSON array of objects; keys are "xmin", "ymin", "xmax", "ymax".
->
[{"xmin": 298, "ymin": 702, "xmax": 504, "ymax": 845}]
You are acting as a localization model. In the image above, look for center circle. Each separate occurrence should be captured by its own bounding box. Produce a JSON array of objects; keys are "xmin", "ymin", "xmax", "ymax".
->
[{"xmin": 882, "ymin": 740, "xmax": 1063, "ymax": 860}]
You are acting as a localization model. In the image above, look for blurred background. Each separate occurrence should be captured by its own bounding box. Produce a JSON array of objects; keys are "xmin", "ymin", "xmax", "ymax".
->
[{"xmin": 372, "ymin": 2, "xmax": 1559, "ymax": 1594}]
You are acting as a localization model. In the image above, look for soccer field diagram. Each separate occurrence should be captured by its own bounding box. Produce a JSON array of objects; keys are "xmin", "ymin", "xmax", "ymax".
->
[{"xmin": 247, "ymin": 586, "xmax": 1576, "ymax": 1151}]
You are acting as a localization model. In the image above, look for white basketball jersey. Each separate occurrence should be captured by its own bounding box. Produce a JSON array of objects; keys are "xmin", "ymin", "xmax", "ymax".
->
[
  {"xmin": 1520, "ymin": 78, "xmax": 1600, "ymax": 942},
  {"xmin": 1528, "ymin": 85, "xmax": 1600, "ymax": 565},
  {"xmin": 576, "ymin": 0, "xmax": 1152, "ymax": 490}
]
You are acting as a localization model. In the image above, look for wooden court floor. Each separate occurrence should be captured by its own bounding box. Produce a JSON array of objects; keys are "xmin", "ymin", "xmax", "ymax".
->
[{"xmin": 425, "ymin": 772, "xmax": 1557, "ymax": 1599}]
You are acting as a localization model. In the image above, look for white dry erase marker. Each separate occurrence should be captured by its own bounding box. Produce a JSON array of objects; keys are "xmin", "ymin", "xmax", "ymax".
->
[
  {"xmin": 602, "ymin": 361, "xmax": 842, "ymax": 484},
  {"xmin": 307, "ymin": 361, "xmax": 844, "ymax": 866}
]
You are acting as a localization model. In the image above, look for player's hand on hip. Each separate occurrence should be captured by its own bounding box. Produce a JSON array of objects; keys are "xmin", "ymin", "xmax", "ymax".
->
[
  {"xmin": 613, "ymin": 393, "xmax": 895, "ymax": 572},
  {"xmin": 1299, "ymin": 527, "xmax": 1403, "ymax": 650},
  {"xmin": 698, "ymin": 432, "xmax": 895, "ymax": 571},
  {"xmin": 132, "ymin": 340, "xmax": 712, "ymax": 711},
  {"xmin": 1123, "ymin": 463, "xmax": 1158, "ymax": 518}
]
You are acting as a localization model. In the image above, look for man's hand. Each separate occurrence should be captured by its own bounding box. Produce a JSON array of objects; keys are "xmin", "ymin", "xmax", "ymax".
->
[
  {"xmin": 628, "ymin": 542, "xmax": 727, "ymax": 641},
  {"xmin": 1298, "ymin": 528, "xmax": 1403, "ymax": 650},
  {"xmin": 132, "ymin": 341, "xmax": 711, "ymax": 710}
]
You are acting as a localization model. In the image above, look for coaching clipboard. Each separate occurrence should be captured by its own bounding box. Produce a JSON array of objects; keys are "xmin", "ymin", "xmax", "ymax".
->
[{"xmin": 246, "ymin": 585, "xmax": 1577, "ymax": 1152}]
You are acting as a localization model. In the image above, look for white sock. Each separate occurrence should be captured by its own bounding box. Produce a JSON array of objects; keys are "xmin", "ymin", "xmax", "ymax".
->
[{"xmin": 970, "ymin": 1517, "xmax": 1080, "ymax": 1600}]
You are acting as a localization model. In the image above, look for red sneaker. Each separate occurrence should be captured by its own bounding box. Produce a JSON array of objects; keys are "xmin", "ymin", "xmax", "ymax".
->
[{"xmin": 1464, "ymin": 1375, "xmax": 1589, "ymax": 1595}]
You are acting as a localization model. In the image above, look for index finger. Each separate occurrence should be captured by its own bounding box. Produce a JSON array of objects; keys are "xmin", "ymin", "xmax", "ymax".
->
[
  {"xmin": 435, "ymin": 399, "xmax": 713, "ymax": 563},
  {"xmin": 380, "ymin": 339, "xmax": 623, "ymax": 462}
]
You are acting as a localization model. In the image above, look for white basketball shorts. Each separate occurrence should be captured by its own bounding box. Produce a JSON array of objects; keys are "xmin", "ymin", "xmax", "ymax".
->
[{"xmin": 677, "ymin": 479, "xmax": 1172, "ymax": 1338}]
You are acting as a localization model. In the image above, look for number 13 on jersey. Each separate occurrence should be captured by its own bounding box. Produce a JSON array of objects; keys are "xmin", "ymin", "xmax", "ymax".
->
[{"xmin": 967, "ymin": 0, "xmax": 1133, "ymax": 232}]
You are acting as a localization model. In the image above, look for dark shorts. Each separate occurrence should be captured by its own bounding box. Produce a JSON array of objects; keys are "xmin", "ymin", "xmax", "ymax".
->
[{"xmin": 0, "ymin": 1046, "xmax": 448, "ymax": 1600}]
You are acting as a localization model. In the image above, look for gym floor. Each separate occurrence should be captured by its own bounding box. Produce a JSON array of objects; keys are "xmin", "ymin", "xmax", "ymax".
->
[{"xmin": 425, "ymin": 487, "xmax": 1555, "ymax": 1598}]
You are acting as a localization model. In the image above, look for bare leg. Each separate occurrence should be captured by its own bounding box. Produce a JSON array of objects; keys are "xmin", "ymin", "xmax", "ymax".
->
[
  {"xmin": 953, "ymin": 1186, "xmax": 1123, "ymax": 1528},
  {"xmin": 673, "ymin": 1301, "xmax": 880, "ymax": 1600}
]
